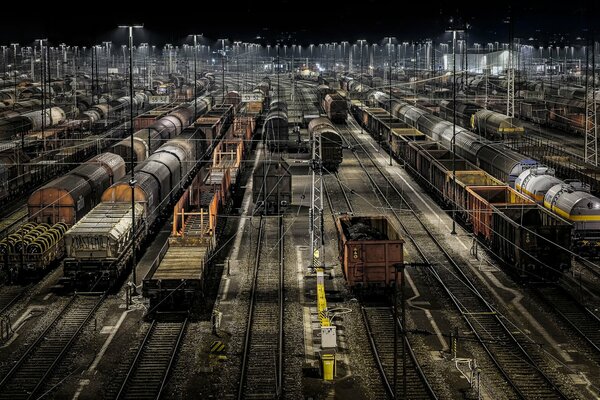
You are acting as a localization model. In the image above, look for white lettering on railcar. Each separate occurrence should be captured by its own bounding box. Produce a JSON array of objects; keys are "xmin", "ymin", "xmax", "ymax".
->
[{"xmin": 77, "ymin": 195, "xmax": 85, "ymax": 211}]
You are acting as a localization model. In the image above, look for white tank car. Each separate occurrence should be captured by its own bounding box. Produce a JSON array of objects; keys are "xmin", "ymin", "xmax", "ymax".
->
[
  {"xmin": 544, "ymin": 184, "xmax": 600, "ymax": 234},
  {"xmin": 515, "ymin": 167, "xmax": 562, "ymax": 203}
]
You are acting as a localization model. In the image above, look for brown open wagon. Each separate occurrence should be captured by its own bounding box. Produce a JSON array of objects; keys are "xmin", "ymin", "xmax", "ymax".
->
[{"xmin": 336, "ymin": 216, "xmax": 404, "ymax": 290}]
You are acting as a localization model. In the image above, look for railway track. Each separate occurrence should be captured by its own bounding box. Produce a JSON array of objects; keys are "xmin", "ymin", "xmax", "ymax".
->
[
  {"xmin": 238, "ymin": 215, "xmax": 284, "ymax": 399},
  {"xmin": 320, "ymin": 125, "xmax": 435, "ymax": 398},
  {"xmin": 362, "ymin": 306, "xmax": 436, "ymax": 399},
  {"xmin": 0, "ymin": 205, "xmax": 28, "ymax": 239},
  {"xmin": 116, "ymin": 318, "xmax": 188, "ymax": 400},
  {"xmin": 0, "ymin": 285, "xmax": 28, "ymax": 316},
  {"xmin": 341, "ymin": 120, "xmax": 570, "ymax": 399},
  {"xmin": 522, "ymin": 122, "xmax": 585, "ymax": 159},
  {"xmin": 0, "ymin": 293, "xmax": 104, "ymax": 400},
  {"xmin": 536, "ymin": 286, "xmax": 600, "ymax": 355},
  {"xmin": 323, "ymin": 172, "xmax": 354, "ymax": 217}
]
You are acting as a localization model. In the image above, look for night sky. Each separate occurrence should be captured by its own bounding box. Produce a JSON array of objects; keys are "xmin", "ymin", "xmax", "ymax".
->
[{"xmin": 1, "ymin": 1, "xmax": 590, "ymax": 47}]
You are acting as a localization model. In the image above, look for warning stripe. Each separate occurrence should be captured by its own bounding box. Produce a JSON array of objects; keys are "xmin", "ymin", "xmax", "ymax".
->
[{"xmin": 210, "ymin": 341, "xmax": 225, "ymax": 353}]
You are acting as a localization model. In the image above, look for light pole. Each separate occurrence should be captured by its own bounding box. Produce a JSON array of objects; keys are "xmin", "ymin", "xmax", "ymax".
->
[
  {"xmin": 190, "ymin": 34, "xmax": 203, "ymax": 116},
  {"xmin": 119, "ymin": 24, "xmax": 143, "ymax": 296},
  {"xmin": 1, "ymin": 46, "xmax": 6, "ymax": 80},
  {"xmin": 164, "ymin": 44, "xmax": 172, "ymax": 75},
  {"xmin": 358, "ymin": 39, "xmax": 366, "ymax": 134},
  {"xmin": 385, "ymin": 37, "xmax": 395, "ymax": 166},
  {"xmin": 10, "ymin": 43, "xmax": 18, "ymax": 110},
  {"xmin": 218, "ymin": 39, "xmax": 227, "ymax": 103},
  {"xmin": 341, "ymin": 41, "xmax": 348, "ymax": 71},
  {"xmin": 451, "ymin": 30, "xmax": 458, "ymax": 235},
  {"xmin": 234, "ymin": 41, "xmax": 242, "ymax": 91},
  {"xmin": 37, "ymin": 39, "xmax": 48, "ymax": 152},
  {"xmin": 447, "ymin": 21, "xmax": 464, "ymax": 235},
  {"xmin": 139, "ymin": 43, "xmax": 148, "ymax": 90}
]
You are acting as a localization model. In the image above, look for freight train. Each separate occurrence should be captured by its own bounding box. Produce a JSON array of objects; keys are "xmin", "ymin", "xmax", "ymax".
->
[
  {"xmin": 63, "ymin": 129, "xmax": 206, "ymax": 288},
  {"xmin": 61, "ymin": 102, "xmax": 248, "ymax": 289},
  {"xmin": 143, "ymin": 113, "xmax": 254, "ymax": 309},
  {"xmin": 112, "ymin": 96, "xmax": 212, "ymax": 164},
  {"xmin": 367, "ymin": 90, "xmax": 600, "ymax": 257},
  {"xmin": 0, "ymin": 70, "xmax": 216, "ymax": 208},
  {"xmin": 0, "ymin": 95, "xmax": 215, "ymax": 282},
  {"xmin": 0, "ymin": 93, "xmax": 148, "ymax": 140},
  {"xmin": 0, "ymin": 92, "xmax": 149, "ymax": 206},
  {"xmin": 352, "ymin": 97, "xmax": 572, "ymax": 280}
]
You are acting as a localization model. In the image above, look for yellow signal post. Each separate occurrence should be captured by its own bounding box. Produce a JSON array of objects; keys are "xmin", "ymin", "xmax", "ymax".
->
[{"xmin": 316, "ymin": 268, "xmax": 336, "ymax": 381}]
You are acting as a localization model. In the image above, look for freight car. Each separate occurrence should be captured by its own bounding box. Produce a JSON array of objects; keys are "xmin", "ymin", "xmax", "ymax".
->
[
  {"xmin": 316, "ymin": 85, "xmax": 336, "ymax": 104},
  {"xmin": 466, "ymin": 183, "xmax": 571, "ymax": 280},
  {"xmin": 438, "ymin": 101, "xmax": 525, "ymax": 139},
  {"xmin": 143, "ymin": 166, "xmax": 231, "ymax": 310},
  {"xmin": 0, "ymin": 222, "xmax": 68, "ymax": 280},
  {"xmin": 224, "ymin": 91, "xmax": 242, "ymax": 109},
  {"xmin": 336, "ymin": 215, "xmax": 404, "ymax": 290},
  {"xmin": 263, "ymin": 100, "xmax": 289, "ymax": 151},
  {"xmin": 0, "ymin": 107, "xmax": 66, "ymax": 140},
  {"xmin": 350, "ymin": 102, "xmax": 425, "ymax": 152},
  {"xmin": 323, "ymin": 93, "xmax": 348, "ymax": 123},
  {"xmin": 491, "ymin": 205, "xmax": 572, "ymax": 280},
  {"xmin": 307, "ymin": 117, "xmax": 343, "ymax": 172},
  {"xmin": 369, "ymin": 91, "xmax": 538, "ymax": 186},
  {"xmin": 194, "ymin": 104, "xmax": 234, "ymax": 155},
  {"xmin": 227, "ymin": 116, "xmax": 256, "ymax": 153},
  {"xmin": 0, "ymin": 148, "xmax": 32, "ymax": 202},
  {"xmin": 340, "ymin": 74, "xmax": 373, "ymax": 94},
  {"xmin": 28, "ymin": 153, "xmax": 126, "ymax": 226},
  {"xmin": 438, "ymin": 100, "xmax": 480, "ymax": 129},
  {"xmin": 212, "ymin": 139, "xmax": 243, "ymax": 184},
  {"xmin": 544, "ymin": 183, "xmax": 600, "ymax": 257},
  {"xmin": 63, "ymin": 129, "xmax": 204, "ymax": 288},
  {"xmin": 471, "ymin": 109, "xmax": 525, "ymax": 139},
  {"xmin": 253, "ymin": 159, "xmax": 291, "ymax": 214},
  {"xmin": 518, "ymin": 100, "xmax": 548, "ymax": 125},
  {"xmin": 515, "ymin": 167, "xmax": 562, "ymax": 203},
  {"xmin": 112, "ymin": 95, "xmax": 212, "ymax": 164},
  {"xmin": 256, "ymin": 77, "xmax": 271, "ymax": 97},
  {"xmin": 356, "ymin": 92, "xmax": 574, "ymax": 280},
  {"xmin": 243, "ymin": 78, "xmax": 270, "ymax": 115}
]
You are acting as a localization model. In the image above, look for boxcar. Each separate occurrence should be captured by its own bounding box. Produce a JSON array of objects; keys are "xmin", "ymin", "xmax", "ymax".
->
[{"xmin": 323, "ymin": 93, "xmax": 348, "ymax": 123}]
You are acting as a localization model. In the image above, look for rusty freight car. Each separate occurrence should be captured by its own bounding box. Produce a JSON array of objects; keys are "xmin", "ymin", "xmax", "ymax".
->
[{"xmin": 336, "ymin": 216, "xmax": 404, "ymax": 290}]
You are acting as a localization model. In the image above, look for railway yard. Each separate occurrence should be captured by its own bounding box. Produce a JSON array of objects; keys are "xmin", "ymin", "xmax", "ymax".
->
[{"xmin": 1, "ymin": 18, "xmax": 600, "ymax": 400}]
